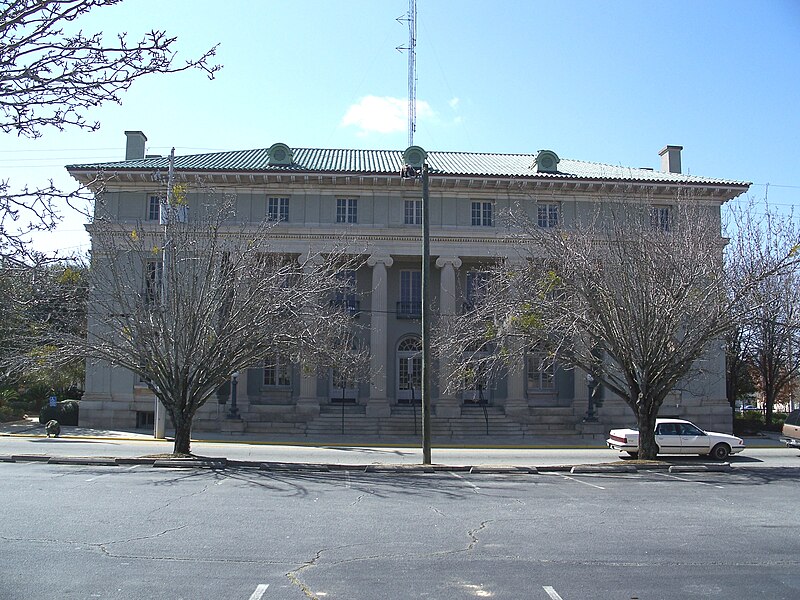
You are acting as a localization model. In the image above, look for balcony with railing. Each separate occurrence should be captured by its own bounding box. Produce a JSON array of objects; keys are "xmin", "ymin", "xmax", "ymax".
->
[
  {"xmin": 396, "ymin": 300, "xmax": 422, "ymax": 319},
  {"xmin": 331, "ymin": 294, "xmax": 361, "ymax": 317}
]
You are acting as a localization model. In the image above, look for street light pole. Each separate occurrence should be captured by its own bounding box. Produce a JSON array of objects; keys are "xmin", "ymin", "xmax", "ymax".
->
[
  {"xmin": 421, "ymin": 162, "xmax": 432, "ymax": 464},
  {"xmin": 403, "ymin": 145, "xmax": 432, "ymax": 465},
  {"xmin": 154, "ymin": 148, "xmax": 175, "ymax": 440}
]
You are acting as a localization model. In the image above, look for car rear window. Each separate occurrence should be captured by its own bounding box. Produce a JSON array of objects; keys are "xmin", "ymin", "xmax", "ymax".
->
[{"xmin": 786, "ymin": 410, "xmax": 800, "ymax": 426}]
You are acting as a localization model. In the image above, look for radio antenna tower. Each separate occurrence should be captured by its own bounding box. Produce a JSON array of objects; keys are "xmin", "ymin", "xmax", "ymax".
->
[{"xmin": 397, "ymin": 0, "xmax": 417, "ymax": 147}]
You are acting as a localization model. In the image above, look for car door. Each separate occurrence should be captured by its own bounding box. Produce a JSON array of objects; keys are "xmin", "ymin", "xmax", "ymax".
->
[
  {"xmin": 655, "ymin": 422, "xmax": 681, "ymax": 454},
  {"xmin": 677, "ymin": 422, "xmax": 710, "ymax": 454}
]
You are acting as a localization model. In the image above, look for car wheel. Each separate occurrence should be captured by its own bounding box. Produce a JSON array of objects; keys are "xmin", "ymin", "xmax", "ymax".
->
[
  {"xmin": 710, "ymin": 443, "xmax": 730, "ymax": 461},
  {"xmin": 626, "ymin": 451, "xmax": 639, "ymax": 459}
]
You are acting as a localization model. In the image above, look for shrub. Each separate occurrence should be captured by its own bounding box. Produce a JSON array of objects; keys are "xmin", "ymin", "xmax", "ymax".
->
[
  {"xmin": 0, "ymin": 390, "xmax": 26, "ymax": 423},
  {"xmin": 39, "ymin": 400, "xmax": 79, "ymax": 426},
  {"xmin": 733, "ymin": 411, "xmax": 786, "ymax": 434},
  {"xmin": 0, "ymin": 405, "xmax": 25, "ymax": 423}
]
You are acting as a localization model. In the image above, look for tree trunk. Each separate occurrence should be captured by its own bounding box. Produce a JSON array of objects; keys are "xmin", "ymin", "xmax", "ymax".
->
[
  {"xmin": 172, "ymin": 415, "xmax": 192, "ymax": 455},
  {"xmin": 637, "ymin": 410, "xmax": 660, "ymax": 460}
]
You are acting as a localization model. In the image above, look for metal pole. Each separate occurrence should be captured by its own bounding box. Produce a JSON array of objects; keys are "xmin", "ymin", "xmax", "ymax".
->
[
  {"xmin": 421, "ymin": 163, "xmax": 432, "ymax": 464},
  {"xmin": 154, "ymin": 148, "xmax": 175, "ymax": 440},
  {"xmin": 227, "ymin": 371, "xmax": 239, "ymax": 419}
]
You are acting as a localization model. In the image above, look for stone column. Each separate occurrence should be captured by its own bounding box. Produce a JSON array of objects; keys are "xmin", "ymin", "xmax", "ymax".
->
[
  {"xmin": 505, "ymin": 338, "xmax": 529, "ymax": 417},
  {"xmin": 504, "ymin": 256, "xmax": 529, "ymax": 417},
  {"xmin": 435, "ymin": 256, "xmax": 462, "ymax": 417},
  {"xmin": 366, "ymin": 254, "xmax": 393, "ymax": 417},
  {"xmin": 296, "ymin": 251, "xmax": 321, "ymax": 418}
]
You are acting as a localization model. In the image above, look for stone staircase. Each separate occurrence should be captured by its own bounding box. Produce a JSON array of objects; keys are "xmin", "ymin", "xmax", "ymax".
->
[
  {"xmin": 243, "ymin": 403, "xmax": 308, "ymax": 435},
  {"xmin": 523, "ymin": 406, "xmax": 582, "ymax": 436},
  {"xmin": 230, "ymin": 401, "xmax": 585, "ymax": 439},
  {"xmin": 305, "ymin": 404, "xmax": 380, "ymax": 436}
]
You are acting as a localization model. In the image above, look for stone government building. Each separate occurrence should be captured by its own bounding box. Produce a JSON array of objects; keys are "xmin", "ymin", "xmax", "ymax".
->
[{"xmin": 66, "ymin": 133, "xmax": 749, "ymax": 438}]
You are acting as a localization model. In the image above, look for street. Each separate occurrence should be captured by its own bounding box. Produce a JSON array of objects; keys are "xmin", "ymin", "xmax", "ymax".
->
[{"xmin": 2, "ymin": 458, "xmax": 799, "ymax": 599}]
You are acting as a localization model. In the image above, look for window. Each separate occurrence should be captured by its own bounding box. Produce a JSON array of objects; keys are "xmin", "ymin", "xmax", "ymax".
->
[
  {"xmin": 144, "ymin": 259, "xmax": 163, "ymax": 304},
  {"xmin": 136, "ymin": 411, "xmax": 155, "ymax": 429},
  {"xmin": 465, "ymin": 270, "xmax": 490, "ymax": 311},
  {"xmin": 404, "ymin": 199, "xmax": 422, "ymax": 225},
  {"xmin": 537, "ymin": 203, "xmax": 560, "ymax": 228},
  {"xmin": 398, "ymin": 270, "xmax": 422, "ymax": 318},
  {"xmin": 147, "ymin": 195, "xmax": 161, "ymax": 221},
  {"xmin": 471, "ymin": 201, "xmax": 494, "ymax": 226},
  {"xmin": 334, "ymin": 270, "xmax": 360, "ymax": 315},
  {"xmin": 331, "ymin": 369, "xmax": 358, "ymax": 403},
  {"xmin": 656, "ymin": 422, "xmax": 679, "ymax": 436},
  {"xmin": 397, "ymin": 337, "xmax": 422, "ymax": 403},
  {"xmin": 264, "ymin": 353, "xmax": 291, "ymax": 386},
  {"xmin": 462, "ymin": 362, "xmax": 490, "ymax": 403},
  {"xmin": 267, "ymin": 197, "xmax": 289, "ymax": 222},
  {"xmin": 526, "ymin": 348, "xmax": 555, "ymax": 391},
  {"xmin": 650, "ymin": 205, "xmax": 671, "ymax": 232},
  {"xmin": 336, "ymin": 198, "xmax": 358, "ymax": 224}
]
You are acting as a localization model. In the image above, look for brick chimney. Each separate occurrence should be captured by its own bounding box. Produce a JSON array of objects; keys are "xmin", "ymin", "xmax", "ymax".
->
[
  {"xmin": 659, "ymin": 145, "xmax": 683, "ymax": 174},
  {"xmin": 124, "ymin": 131, "xmax": 147, "ymax": 160}
]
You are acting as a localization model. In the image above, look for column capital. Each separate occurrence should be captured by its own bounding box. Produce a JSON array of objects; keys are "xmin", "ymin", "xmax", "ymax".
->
[
  {"xmin": 435, "ymin": 256, "xmax": 462, "ymax": 269},
  {"xmin": 367, "ymin": 254, "xmax": 394, "ymax": 268}
]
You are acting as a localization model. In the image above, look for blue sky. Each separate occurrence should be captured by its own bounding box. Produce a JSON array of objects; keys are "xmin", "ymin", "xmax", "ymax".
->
[{"xmin": 2, "ymin": 0, "xmax": 798, "ymax": 255}]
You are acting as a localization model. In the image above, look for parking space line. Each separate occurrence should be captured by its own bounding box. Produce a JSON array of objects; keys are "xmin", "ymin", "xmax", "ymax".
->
[
  {"xmin": 450, "ymin": 472, "xmax": 480, "ymax": 493},
  {"xmin": 560, "ymin": 474, "xmax": 605, "ymax": 490},
  {"xmin": 247, "ymin": 583, "xmax": 269, "ymax": 600},
  {"xmin": 649, "ymin": 470, "xmax": 724, "ymax": 489},
  {"xmin": 86, "ymin": 464, "xmax": 138, "ymax": 482},
  {"xmin": 543, "ymin": 585, "xmax": 564, "ymax": 599}
]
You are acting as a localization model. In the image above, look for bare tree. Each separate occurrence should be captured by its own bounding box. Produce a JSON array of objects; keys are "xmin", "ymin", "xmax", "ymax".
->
[
  {"xmin": 0, "ymin": 0, "xmax": 220, "ymax": 258},
  {"xmin": 18, "ymin": 196, "xmax": 363, "ymax": 454},
  {"xmin": 727, "ymin": 202, "xmax": 800, "ymax": 424},
  {"xmin": 0, "ymin": 255, "xmax": 88, "ymax": 381},
  {"xmin": 440, "ymin": 197, "xmax": 786, "ymax": 460}
]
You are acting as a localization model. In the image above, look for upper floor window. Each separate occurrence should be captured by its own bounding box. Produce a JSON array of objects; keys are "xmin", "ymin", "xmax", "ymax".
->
[
  {"xmin": 398, "ymin": 270, "xmax": 422, "ymax": 319},
  {"xmin": 334, "ymin": 269, "xmax": 360, "ymax": 316},
  {"xmin": 650, "ymin": 205, "xmax": 671, "ymax": 232},
  {"xmin": 404, "ymin": 199, "xmax": 422, "ymax": 225},
  {"xmin": 465, "ymin": 270, "xmax": 490, "ymax": 311},
  {"xmin": 144, "ymin": 258, "xmax": 163, "ymax": 304},
  {"xmin": 337, "ymin": 198, "xmax": 358, "ymax": 224},
  {"xmin": 537, "ymin": 203, "xmax": 560, "ymax": 228},
  {"xmin": 267, "ymin": 197, "xmax": 289, "ymax": 222},
  {"xmin": 264, "ymin": 353, "xmax": 291, "ymax": 387},
  {"xmin": 147, "ymin": 195, "xmax": 161, "ymax": 221},
  {"xmin": 471, "ymin": 201, "xmax": 494, "ymax": 227}
]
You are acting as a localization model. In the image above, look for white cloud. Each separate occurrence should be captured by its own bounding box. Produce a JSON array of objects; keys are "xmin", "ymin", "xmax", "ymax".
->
[
  {"xmin": 449, "ymin": 97, "xmax": 460, "ymax": 110},
  {"xmin": 341, "ymin": 96, "xmax": 433, "ymax": 136}
]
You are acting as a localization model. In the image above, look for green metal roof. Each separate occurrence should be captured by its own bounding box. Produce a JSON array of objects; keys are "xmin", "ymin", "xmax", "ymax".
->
[{"xmin": 66, "ymin": 147, "xmax": 749, "ymax": 187}]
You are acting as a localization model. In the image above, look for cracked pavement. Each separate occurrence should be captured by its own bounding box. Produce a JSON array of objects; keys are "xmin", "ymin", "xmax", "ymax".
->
[{"xmin": 2, "ymin": 460, "xmax": 800, "ymax": 599}]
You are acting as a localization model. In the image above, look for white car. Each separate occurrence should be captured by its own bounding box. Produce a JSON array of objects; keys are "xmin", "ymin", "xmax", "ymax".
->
[{"xmin": 607, "ymin": 418, "xmax": 745, "ymax": 460}]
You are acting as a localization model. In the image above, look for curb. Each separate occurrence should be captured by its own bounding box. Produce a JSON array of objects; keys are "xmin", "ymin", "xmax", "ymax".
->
[
  {"xmin": 570, "ymin": 464, "xmax": 638, "ymax": 474},
  {"xmin": 0, "ymin": 454, "xmax": 739, "ymax": 475},
  {"xmin": 669, "ymin": 463, "xmax": 732, "ymax": 473}
]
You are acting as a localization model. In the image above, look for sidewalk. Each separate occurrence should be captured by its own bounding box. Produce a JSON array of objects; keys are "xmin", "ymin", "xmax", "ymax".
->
[
  {"xmin": 0, "ymin": 417, "xmax": 785, "ymax": 474},
  {"xmin": 1, "ymin": 417, "xmax": 783, "ymax": 447}
]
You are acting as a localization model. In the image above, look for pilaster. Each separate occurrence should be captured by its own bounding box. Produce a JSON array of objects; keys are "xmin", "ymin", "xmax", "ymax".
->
[
  {"xmin": 366, "ymin": 254, "xmax": 393, "ymax": 417},
  {"xmin": 435, "ymin": 256, "xmax": 462, "ymax": 417}
]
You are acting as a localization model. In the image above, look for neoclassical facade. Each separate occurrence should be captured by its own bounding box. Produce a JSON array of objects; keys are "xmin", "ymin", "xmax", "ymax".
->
[{"xmin": 67, "ymin": 133, "xmax": 749, "ymax": 437}]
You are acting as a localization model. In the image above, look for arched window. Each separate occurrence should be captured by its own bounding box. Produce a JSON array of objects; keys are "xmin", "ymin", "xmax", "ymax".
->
[{"xmin": 397, "ymin": 337, "xmax": 422, "ymax": 403}]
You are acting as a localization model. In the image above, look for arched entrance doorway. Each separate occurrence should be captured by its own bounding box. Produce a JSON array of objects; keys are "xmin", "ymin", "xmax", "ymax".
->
[{"xmin": 396, "ymin": 336, "xmax": 421, "ymax": 404}]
